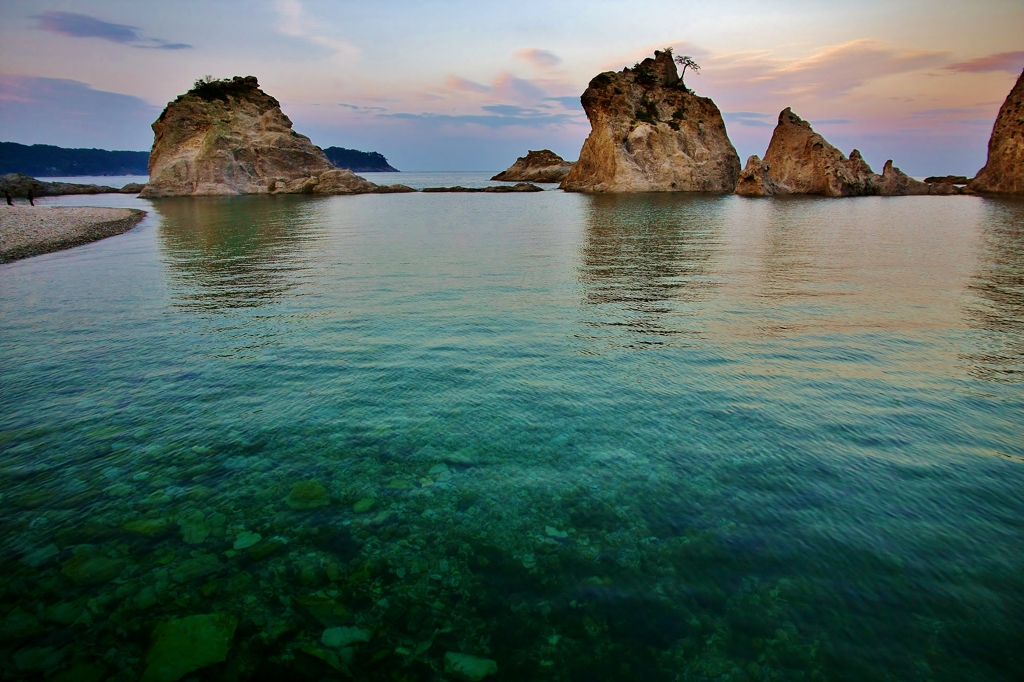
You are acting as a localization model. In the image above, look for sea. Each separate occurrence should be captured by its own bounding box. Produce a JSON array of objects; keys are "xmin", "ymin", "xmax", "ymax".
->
[{"xmin": 1, "ymin": 173, "xmax": 1022, "ymax": 681}]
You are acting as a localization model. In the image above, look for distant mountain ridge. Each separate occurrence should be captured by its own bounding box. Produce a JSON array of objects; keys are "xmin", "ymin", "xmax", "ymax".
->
[
  {"xmin": 0, "ymin": 142, "xmax": 149, "ymax": 176},
  {"xmin": 323, "ymin": 147, "xmax": 398, "ymax": 172}
]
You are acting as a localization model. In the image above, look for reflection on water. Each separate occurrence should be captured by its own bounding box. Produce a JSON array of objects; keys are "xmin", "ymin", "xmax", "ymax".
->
[
  {"xmin": 964, "ymin": 198, "xmax": 1024, "ymax": 382},
  {"xmin": 577, "ymin": 194, "xmax": 724, "ymax": 345},
  {"xmin": 156, "ymin": 197, "xmax": 327, "ymax": 312}
]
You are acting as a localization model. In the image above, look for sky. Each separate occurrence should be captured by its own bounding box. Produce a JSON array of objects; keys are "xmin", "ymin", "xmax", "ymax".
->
[{"xmin": 0, "ymin": 0, "xmax": 1022, "ymax": 174}]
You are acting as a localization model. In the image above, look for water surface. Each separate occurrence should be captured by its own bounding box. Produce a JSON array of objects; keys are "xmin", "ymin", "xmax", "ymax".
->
[{"xmin": 1, "ymin": 189, "xmax": 1022, "ymax": 681}]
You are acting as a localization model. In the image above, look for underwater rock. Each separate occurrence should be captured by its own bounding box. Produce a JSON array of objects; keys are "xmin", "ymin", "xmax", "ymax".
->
[
  {"xmin": 22, "ymin": 543, "xmax": 59, "ymax": 567},
  {"xmin": 13, "ymin": 646, "xmax": 62, "ymax": 673},
  {"xmin": 545, "ymin": 526, "xmax": 568, "ymax": 539},
  {"xmin": 321, "ymin": 626, "xmax": 371, "ymax": 648},
  {"xmin": 285, "ymin": 480, "xmax": 329, "ymax": 509},
  {"xmin": 51, "ymin": 662, "xmax": 107, "ymax": 682},
  {"xmin": 177, "ymin": 510, "xmax": 211, "ymax": 544},
  {"xmin": 122, "ymin": 518, "xmax": 169, "ymax": 537},
  {"xmin": 353, "ymin": 497, "xmax": 376, "ymax": 513},
  {"xmin": 141, "ymin": 613, "xmax": 238, "ymax": 682},
  {"xmin": 61, "ymin": 550, "xmax": 125, "ymax": 586},
  {"xmin": 170, "ymin": 553, "xmax": 221, "ymax": 583},
  {"xmin": 0, "ymin": 608, "xmax": 43, "ymax": 643},
  {"xmin": 444, "ymin": 652, "xmax": 498, "ymax": 681},
  {"xmin": 232, "ymin": 531, "xmax": 262, "ymax": 550}
]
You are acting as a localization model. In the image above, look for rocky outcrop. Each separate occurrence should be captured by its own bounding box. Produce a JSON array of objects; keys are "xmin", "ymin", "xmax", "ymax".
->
[
  {"xmin": 970, "ymin": 69, "xmax": 1024, "ymax": 194},
  {"xmin": 0, "ymin": 173, "xmax": 143, "ymax": 197},
  {"xmin": 734, "ymin": 156, "xmax": 778, "ymax": 197},
  {"xmin": 141, "ymin": 76, "xmax": 411, "ymax": 197},
  {"xmin": 924, "ymin": 175, "xmax": 969, "ymax": 185},
  {"xmin": 492, "ymin": 150, "xmax": 574, "ymax": 182},
  {"xmin": 738, "ymin": 109, "xmax": 966, "ymax": 197},
  {"xmin": 560, "ymin": 50, "xmax": 740, "ymax": 193},
  {"xmin": 422, "ymin": 183, "xmax": 544, "ymax": 193}
]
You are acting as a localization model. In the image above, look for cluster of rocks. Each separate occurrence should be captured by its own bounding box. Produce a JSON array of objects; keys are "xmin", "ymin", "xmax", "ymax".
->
[
  {"xmin": 491, "ymin": 150, "xmax": 575, "ymax": 183},
  {"xmin": 0, "ymin": 173, "xmax": 144, "ymax": 198},
  {"xmin": 734, "ymin": 109, "xmax": 967, "ymax": 197}
]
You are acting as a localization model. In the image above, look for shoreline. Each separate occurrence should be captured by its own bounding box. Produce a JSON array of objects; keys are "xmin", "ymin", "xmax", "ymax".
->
[{"xmin": 0, "ymin": 206, "xmax": 147, "ymax": 264}]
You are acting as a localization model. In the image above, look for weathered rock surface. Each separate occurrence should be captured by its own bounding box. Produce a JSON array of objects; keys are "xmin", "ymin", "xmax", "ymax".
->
[
  {"xmin": 734, "ymin": 155, "xmax": 779, "ymax": 197},
  {"xmin": 422, "ymin": 183, "xmax": 544, "ymax": 193},
  {"xmin": 492, "ymin": 150, "xmax": 574, "ymax": 182},
  {"xmin": 561, "ymin": 50, "xmax": 740, "ymax": 193},
  {"xmin": 0, "ymin": 173, "xmax": 143, "ymax": 197},
  {"xmin": 924, "ymin": 175, "xmax": 970, "ymax": 185},
  {"xmin": 970, "ymin": 69, "xmax": 1024, "ymax": 194},
  {"xmin": 141, "ymin": 76, "xmax": 411, "ymax": 197},
  {"xmin": 444, "ymin": 652, "xmax": 498, "ymax": 681},
  {"xmin": 741, "ymin": 109, "xmax": 968, "ymax": 197},
  {"xmin": 759, "ymin": 108, "xmax": 874, "ymax": 196},
  {"xmin": 142, "ymin": 613, "xmax": 237, "ymax": 682}
]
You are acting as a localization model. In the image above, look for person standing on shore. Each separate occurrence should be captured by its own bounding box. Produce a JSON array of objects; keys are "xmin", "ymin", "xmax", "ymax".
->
[
  {"xmin": 27, "ymin": 190, "xmax": 35, "ymax": 206},
  {"xmin": 4, "ymin": 191, "xmax": 12, "ymax": 206}
]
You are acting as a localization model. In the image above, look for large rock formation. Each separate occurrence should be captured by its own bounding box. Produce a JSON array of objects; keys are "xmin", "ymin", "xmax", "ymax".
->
[
  {"xmin": 560, "ymin": 50, "xmax": 740, "ymax": 193},
  {"xmin": 491, "ymin": 150, "xmax": 574, "ymax": 182},
  {"xmin": 141, "ymin": 77, "xmax": 412, "ymax": 197},
  {"xmin": 736, "ymin": 108, "xmax": 963, "ymax": 197},
  {"xmin": 970, "ymin": 69, "xmax": 1024, "ymax": 194}
]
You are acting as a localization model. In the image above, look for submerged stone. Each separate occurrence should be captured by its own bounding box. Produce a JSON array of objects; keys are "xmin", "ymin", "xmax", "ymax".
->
[
  {"xmin": 61, "ymin": 550, "xmax": 125, "ymax": 586},
  {"xmin": 444, "ymin": 652, "xmax": 498, "ymax": 681},
  {"xmin": 545, "ymin": 526, "xmax": 568, "ymax": 539},
  {"xmin": 353, "ymin": 497, "xmax": 376, "ymax": 513},
  {"xmin": 177, "ymin": 510, "xmax": 210, "ymax": 544},
  {"xmin": 52, "ymin": 662, "xmax": 107, "ymax": 682},
  {"xmin": 233, "ymin": 531, "xmax": 261, "ymax": 550},
  {"xmin": 285, "ymin": 480, "xmax": 329, "ymax": 509},
  {"xmin": 322, "ymin": 626, "xmax": 371, "ymax": 648},
  {"xmin": 141, "ymin": 613, "xmax": 237, "ymax": 682},
  {"xmin": 123, "ymin": 518, "xmax": 169, "ymax": 537},
  {"xmin": 171, "ymin": 553, "xmax": 221, "ymax": 583}
]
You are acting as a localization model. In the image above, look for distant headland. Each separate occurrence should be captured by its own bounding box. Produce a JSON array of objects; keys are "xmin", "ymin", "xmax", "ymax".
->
[{"xmin": 0, "ymin": 142, "xmax": 149, "ymax": 177}]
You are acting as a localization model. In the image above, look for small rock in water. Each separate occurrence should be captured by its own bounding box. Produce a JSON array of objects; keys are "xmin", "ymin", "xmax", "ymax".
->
[
  {"xmin": 141, "ymin": 613, "xmax": 237, "ymax": 682},
  {"xmin": 177, "ymin": 510, "xmax": 210, "ymax": 544},
  {"xmin": 285, "ymin": 480, "xmax": 329, "ymax": 509},
  {"xmin": 22, "ymin": 544, "xmax": 59, "ymax": 567},
  {"xmin": 171, "ymin": 554, "xmax": 221, "ymax": 583},
  {"xmin": 322, "ymin": 626, "xmax": 372, "ymax": 648},
  {"xmin": 353, "ymin": 497, "xmax": 375, "ymax": 513},
  {"xmin": 61, "ymin": 550, "xmax": 125, "ymax": 586},
  {"xmin": 123, "ymin": 518, "xmax": 169, "ymax": 537},
  {"xmin": 233, "ymin": 531, "xmax": 262, "ymax": 550},
  {"xmin": 545, "ymin": 526, "xmax": 568, "ymax": 539},
  {"xmin": 444, "ymin": 652, "xmax": 498, "ymax": 681}
]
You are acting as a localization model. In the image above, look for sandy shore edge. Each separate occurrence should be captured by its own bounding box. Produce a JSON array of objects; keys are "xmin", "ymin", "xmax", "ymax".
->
[{"xmin": 0, "ymin": 206, "xmax": 147, "ymax": 264}]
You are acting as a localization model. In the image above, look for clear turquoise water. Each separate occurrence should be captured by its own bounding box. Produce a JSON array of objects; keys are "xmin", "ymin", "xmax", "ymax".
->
[{"xmin": 1, "ymin": 188, "xmax": 1022, "ymax": 681}]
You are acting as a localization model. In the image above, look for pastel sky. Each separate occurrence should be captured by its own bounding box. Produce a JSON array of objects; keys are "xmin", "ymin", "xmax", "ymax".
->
[{"xmin": 1, "ymin": 0, "xmax": 1021, "ymax": 174}]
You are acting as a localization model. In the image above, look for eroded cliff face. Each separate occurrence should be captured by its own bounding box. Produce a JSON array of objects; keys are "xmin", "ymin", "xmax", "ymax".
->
[
  {"xmin": 971, "ymin": 69, "xmax": 1024, "ymax": 194},
  {"xmin": 737, "ymin": 108, "xmax": 959, "ymax": 197},
  {"xmin": 492, "ymin": 150, "xmax": 574, "ymax": 182},
  {"xmin": 141, "ymin": 77, "xmax": 412, "ymax": 197},
  {"xmin": 560, "ymin": 50, "xmax": 740, "ymax": 193}
]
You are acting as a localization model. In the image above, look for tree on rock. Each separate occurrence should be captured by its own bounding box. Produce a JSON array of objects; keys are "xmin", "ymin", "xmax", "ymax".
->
[{"xmin": 674, "ymin": 55, "xmax": 700, "ymax": 91}]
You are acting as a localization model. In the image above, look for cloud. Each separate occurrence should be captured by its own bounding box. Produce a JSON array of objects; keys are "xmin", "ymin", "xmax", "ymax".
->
[
  {"xmin": 444, "ymin": 76, "xmax": 491, "ymax": 94},
  {"xmin": 272, "ymin": 0, "xmax": 359, "ymax": 60},
  {"xmin": 911, "ymin": 108, "xmax": 985, "ymax": 118},
  {"xmin": 812, "ymin": 119, "xmax": 853, "ymax": 125},
  {"xmin": 0, "ymin": 75, "xmax": 158, "ymax": 149},
  {"xmin": 944, "ymin": 51, "xmax": 1024, "ymax": 73},
  {"xmin": 382, "ymin": 108, "xmax": 581, "ymax": 130},
  {"xmin": 338, "ymin": 103, "xmax": 386, "ymax": 112},
  {"xmin": 723, "ymin": 111, "xmax": 774, "ymax": 127},
  {"xmin": 514, "ymin": 48, "xmax": 562, "ymax": 69},
  {"xmin": 33, "ymin": 11, "xmax": 191, "ymax": 50},
  {"xmin": 546, "ymin": 96, "xmax": 581, "ymax": 109}
]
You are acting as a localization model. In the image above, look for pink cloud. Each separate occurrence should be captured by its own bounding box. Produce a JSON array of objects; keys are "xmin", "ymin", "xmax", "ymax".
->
[
  {"xmin": 513, "ymin": 48, "xmax": 561, "ymax": 69},
  {"xmin": 444, "ymin": 76, "xmax": 490, "ymax": 94},
  {"xmin": 944, "ymin": 51, "xmax": 1024, "ymax": 73}
]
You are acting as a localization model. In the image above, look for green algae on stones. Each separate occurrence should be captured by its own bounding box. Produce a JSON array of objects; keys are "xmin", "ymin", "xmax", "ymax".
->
[
  {"xmin": 232, "ymin": 530, "xmax": 261, "ymax": 549},
  {"xmin": 353, "ymin": 497, "xmax": 376, "ymax": 512},
  {"xmin": 321, "ymin": 625, "xmax": 371, "ymax": 648},
  {"xmin": 444, "ymin": 652, "xmax": 498, "ymax": 681},
  {"xmin": 141, "ymin": 613, "xmax": 237, "ymax": 682},
  {"xmin": 61, "ymin": 550, "xmax": 125, "ymax": 586},
  {"xmin": 122, "ymin": 518, "xmax": 169, "ymax": 537},
  {"xmin": 285, "ymin": 480, "xmax": 329, "ymax": 509}
]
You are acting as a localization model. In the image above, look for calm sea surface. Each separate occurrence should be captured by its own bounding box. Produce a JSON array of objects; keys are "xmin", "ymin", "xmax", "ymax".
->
[{"xmin": 1, "ymin": 179, "xmax": 1022, "ymax": 681}]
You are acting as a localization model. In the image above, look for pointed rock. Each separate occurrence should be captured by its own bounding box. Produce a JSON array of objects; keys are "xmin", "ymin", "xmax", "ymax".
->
[
  {"xmin": 873, "ymin": 160, "xmax": 931, "ymax": 196},
  {"xmin": 492, "ymin": 150, "xmax": 574, "ymax": 182},
  {"xmin": 735, "ymin": 155, "xmax": 779, "ymax": 196},
  {"xmin": 561, "ymin": 49, "xmax": 740, "ymax": 193},
  {"xmin": 761, "ymin": 108, "xmax": 874, "ymax": 196},
  {"xmin": 970, "ymin": 69, "xmax": 1024, "ymax": 194}
]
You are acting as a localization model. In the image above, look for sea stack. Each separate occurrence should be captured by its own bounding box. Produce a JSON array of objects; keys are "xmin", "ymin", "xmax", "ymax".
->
[
  {"xmin": 492, "ymin": 150, "xmax": 574, "ymax": 182},
  {"xmin": 141, "ymin": 76, "xmax": 412, "ymax": 197},
  {"xmin": 970, "ymin": 68, "xmax": 1024, "ymax": 194},
  {"xmin": 737, "ymin": 108, "xmax": 956, "ymax": 197},
  {"xmin": 560, "ymin": 50, "xmax": 740, "ymax": 193}
]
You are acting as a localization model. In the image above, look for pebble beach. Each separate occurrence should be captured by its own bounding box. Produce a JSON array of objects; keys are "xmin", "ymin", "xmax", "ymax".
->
[{"xmin": 0, "ymin": 206, "xmax": 146, "ymax": 264}]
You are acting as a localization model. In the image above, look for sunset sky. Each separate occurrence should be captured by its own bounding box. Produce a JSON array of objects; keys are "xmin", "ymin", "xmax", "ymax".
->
[{"xmin": 1, "ymin": 0, "xmax": 1021, "ymax": 174}]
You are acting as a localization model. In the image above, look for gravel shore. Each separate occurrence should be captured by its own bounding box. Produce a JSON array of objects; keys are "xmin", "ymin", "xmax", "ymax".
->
[{"xmin": 0, "ymin": 206, "xmax": 146, "ymax": 264}]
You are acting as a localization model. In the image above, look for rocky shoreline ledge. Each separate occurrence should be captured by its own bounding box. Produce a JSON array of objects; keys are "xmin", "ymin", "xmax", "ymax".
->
[{"xmin": 0, "ymin": 206, "xmax": 146, "ymax": 264}]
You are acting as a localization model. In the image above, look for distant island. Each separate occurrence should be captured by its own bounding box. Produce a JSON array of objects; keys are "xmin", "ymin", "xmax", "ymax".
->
[
  {"xmin": 322, "ymin": 147, "xmax": 398, "ymax": 172},
  {"xmin": 0, "ymin": 142, "xmax": 149, "ymax": 177}
]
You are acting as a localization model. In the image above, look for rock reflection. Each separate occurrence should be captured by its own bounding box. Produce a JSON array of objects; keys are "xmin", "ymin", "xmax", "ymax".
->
[
  {"xmin": 964, "ymin": 198, "xmax": 1024, "ymax": 382},
  {"xmin": 155, "ymin": 196, "xmax": 326, "ymax": 313},
  {"xmin": 577, "ymin": 194, "xmax": 724, "ymax": 345}
]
